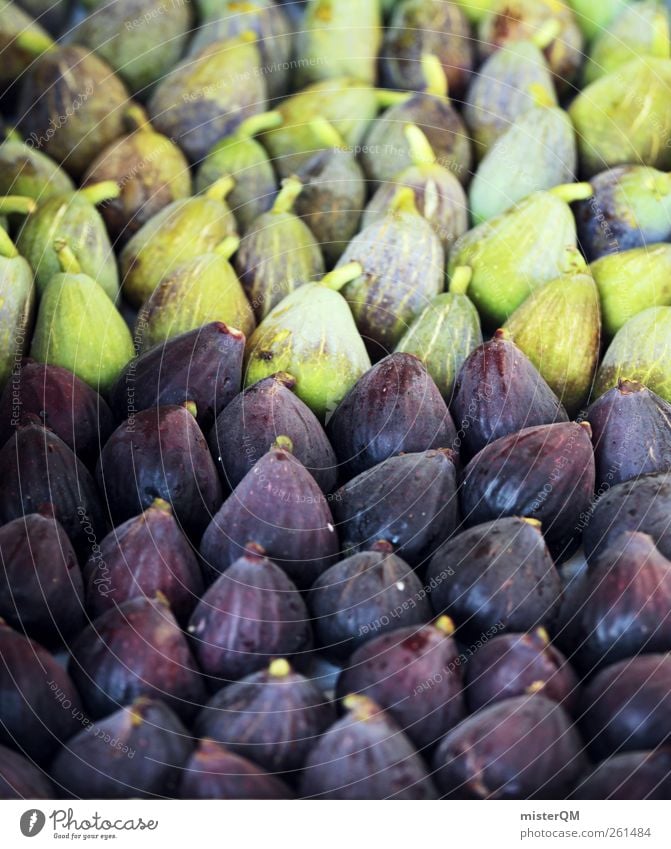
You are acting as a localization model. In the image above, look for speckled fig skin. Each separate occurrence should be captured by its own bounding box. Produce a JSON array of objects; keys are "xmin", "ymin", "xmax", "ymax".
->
[
  {"xmin": 196, "ymin": 660, "xmax": 334, "ymax": 773},
  {"xmin": 332, "ymin": 449, "xmax": 460, "ymax": 569},
  {"xmin": 300, "ymin": 696, "xmax": 438, "ymax": 799},
  {"xmin": 199, "ymin": 442, "xmax": 339, "ymax": 589},
  {"xmin": 0, "ymin": 230, "xmax": 35, "ymax": 389},
  {"xmin": 0, "ymin": 744, "xmax": 55, "ymax": 799},
  {"xmin": 178, "ymin": 739, "xmax": 295, "ymax": 800},
  {"xmin": 427, "ymin": 517, "xmax": 562, "ymax": 635},
  {"xmin": 433, "ymin": 695, "xmax": 586, "ymax": 799},
  {"xmin": 336, "ymin": 619, "xmax": 465, "ymax": 749},
  {"xmin": 327, "ymin": 353, "xmax": 457, "ymax": 481},
  {"xmin": 68, "ymin": 595, "xmax": 205, "ymax": 721},
  {"xmin": 0, "ymin": 621, "xmax": 84, "ymax": 763},
  {"xmin": 208, "ymin": 373, "xmax": 337, "ymax": 494},
  {"xmin": 188, "ymin": 549, "xmax": 312, "ymax": 684},
  {"xmin": 571, "ymin": 749, "xmax": 671, "ymax": 800},
  {"xmin": 51, "ymin": 698, "xmax": 193, "ymax": 800},
  {"xmin": 0, "ymin": 139, "xmax": 74, "ymax": 202}
]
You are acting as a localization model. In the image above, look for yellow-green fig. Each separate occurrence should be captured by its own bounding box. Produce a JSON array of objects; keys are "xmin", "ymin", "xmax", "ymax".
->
[
  {"xmin": 0, "ymin": 226, "xmax": 35, "ymax": 388},
  {"xmin": 567, "ymin": 0, "xmax": 628, "ymax": 41},
  {"xmin": 0, "ymin": 136, "xmax": 74, "ymax": 203},
  {"xmin": 0, "ymin": 0, "xmax": 53, "ymax": 89}
]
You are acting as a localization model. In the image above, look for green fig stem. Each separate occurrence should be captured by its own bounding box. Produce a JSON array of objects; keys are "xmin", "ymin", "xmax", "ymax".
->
[
  {"xmin": 272, "ymin": 177, "xmax": 303, "ymax": 213},
  {"xmin": 580, "ymin": 421, "xmax": 592, "ymax": 437},
  {"xmin": 14, "ymin": 28, "xmax": 54, "ymax": 59},
  {"xmin": 183, "ymin": 400, "xmax": 198, "ymax": 418},
  {"xmin": 3, "ymin": 128, "xmax": 22, "ymax": 143},
  {"xmin": 214, "ymin": 235, "xmax": 240, "ymax": 260},
  {"xmin": 536, "ymin": 627, "xmax": 550, "ymax": 644},
  {"xmin": 531, "ymin": 18, "xmax": 561, "ymax": 49},
  {"xmin": 404, "ymin": 124, "xmax": 435, "ymax": 166},
  {"xmin": 205, "ymin": 175, "xmax": 235, "ymax": 201},
  {"xmin": 343, "ymin": 694, "xmax": 379, "ymax": 721},
  {"xmin": 309, "ymin": 117, "xmax": 345, "ymax": 149},
  {"xmin": 0, "ymin": 227, "xmax": 18, "ymax": 259},
  {"xmin": 155, "ymin": 590, "xmax": 170, "ymax": 607},
  {"xmin": 273, "ymin": 435, "xmax": 294, "ymax": 453},
  {"xmin": 421, "ymin": 53, "xmax": 448, "ymax": 98},
  {"xmin": 0, "ymin": 196, "xmax": 37, "ymax": 215},
  {"xmin": 526, "ymin": 680, "xmax": 546, "ymax": 695},
  {"xmin": 528, "ymin": 82, "xmax": 555, "ymax": 109},
  {"xmin": 321, "ymin": 262, "xmax": 362, "ymax": 291},
  {"xmin": 375, "ymin": 89, "xmax": 412, "ymax": 108},
  {"xmin": 449, "ymin": 266, "xmax": 472, "ymax": 296},
  {"xmin": 268, "ymin": 658, "xmax": 291, "ymax": 678},
  {"xmin": 53, "ymin": 239, "xmax": 81, "ymax": 274},
  {"xmin": 150, "ymin": 498, "xmax": 173, "ymax": 514},
  {"xmin": 549, "ymin": 182, "xmax": 593, "ymax": 204},
  {"xmin": 237, "ymin": 29, "xmax": 257, "ymax": 45},
  {"xmin": 125, "ymin": 104, "xmax": 151, "ymax": 132},
  {"xmin": 434, "ymin": 616, "xmax": 456, "ymax": 637},
  {"xmin": 522, "ymin": 517, "xmax": 542, "ymax": 530},
  {"xmin": 389, "ymin": 186, "xmax": 419, "ymax": 217},
  {"xmin": 79, "ymin": 180, "xmax": 121, "ymax": 205},
  {"xmin": 237, "ymin": 110, "xmax": 283, "ymax": 138}
]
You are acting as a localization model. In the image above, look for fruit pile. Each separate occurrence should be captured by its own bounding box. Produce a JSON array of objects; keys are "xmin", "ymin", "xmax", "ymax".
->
[{"xmin": 1, "ymin": 0, "xmax": 671, "ymax": 801}]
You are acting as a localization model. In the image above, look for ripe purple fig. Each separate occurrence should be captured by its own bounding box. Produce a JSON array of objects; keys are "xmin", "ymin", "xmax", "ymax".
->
[
  {"xmin": 571, "ymin": 749, "xmax": 671, "ymax": 800},
  {"xmin": 0, "ymin": 744, "xmax": 54, "ymax": 799}
]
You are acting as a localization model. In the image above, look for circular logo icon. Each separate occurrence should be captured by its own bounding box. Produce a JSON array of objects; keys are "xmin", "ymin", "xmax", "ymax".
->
[{"xmin": 20, "ymin": 810, "xmax": 46, "ymax": 838}]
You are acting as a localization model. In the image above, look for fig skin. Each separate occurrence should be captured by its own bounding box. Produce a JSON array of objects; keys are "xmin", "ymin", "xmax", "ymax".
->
[
  {"xmin": 199, "ymin": 442, "xmax": 339, "ymax": 589},
  {"xmin": 0, "ymin": 621, "xmax": 84, "ymax": 763},
  {"xmin": 50, "ymin": 698, "xmax": 193, "ymax": 800},
  {"xmin": 309, "ymin": 544, "xmax": 432, "ymax": 663},
  {"xmin": 336, "ymin": 619, "xmax": 466, "ymax": 749},
  {"xmin": 178, "ymin": 739, "xmax": 295, "ymax": 800},
  {"xmin": 332, "ymin": 449, "xmax": 460, "ymax": 569},
  {"xmin": 187, "ymin": 550, "xmax": 312, "ymax": 686},
  {"xmin": 299, "ymin": 696, "xmax": 438, "ymax": 800},
  {"xmin": 451, "ymin": 330, "xmax": 569, "ymax": 458},
  {"xmin": 433, "ymin": 694, "xmax": 586, "ymax": 799},
  {"xmin": 586, "ymin": 380, "xmax": 671, "ymax": 492},
  {"xmin": 208, "ymin": 373, "xmax": 337, "ymax": 494},
  {"xmin": 109, "ymin": 323, "xmax": 245, "ymax": 433},
  {"xmin": 83, "ymin": 499, "xmax": 204, "ymax": 624},
  {"xmin": 195, "ymin": 659, "xmax": 334, "ymax": 773},
  {"xmin": 571, "ymin": 749, "xmax": 671, "ymax": 800},
  {"xmin": 68, "ymin": 595, "xmax": 206, "ymax": 721},
  {"xmin": 427, "ymin": 517, "xmax": 562, "ymax": 636},
  {"xmin": 0, "ymin": 511, "xmax": 84, "ymax": 644},
  {"xmin": 96, "ymin": 405, "xmax": 223, "ymax": 538},
  {"xmin": 460, "ymin": 422, "xmax": 596, "ymax": 558},
  {"xmin": 579, "ymin": 654, "xmax": 671, "ymax": 759},
  {"xmin": 0, "ymin": 743, "xmax": 55, "ymax": 799},
  {"xmin": 327, "ymin": 353, "xmax": 457, "ymax": 481},
  {"xmin": 0, "ymin": 138, "xmax": 74, "ymax": 204},
  {"xmin": 465, "ymin": 629, "xmax": 579, "ymax": 715}
]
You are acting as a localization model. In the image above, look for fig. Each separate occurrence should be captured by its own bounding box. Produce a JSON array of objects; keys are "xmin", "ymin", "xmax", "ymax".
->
[
  {"xmin": 199, "ymin": 441, "xmax": 338, "ymax": 588},
  {"xmin": 451, "ymin": 329, "xmax": 569, "ymax": 458},
  {"xmin": 83, "ymin": 499, "xmax": 204, "ymax": 624},
  {"xmin": 460, "ymin": 422, "xmax": 595, "ymax": 558},
  {"xmin": 0, "ymin": 620, "xmax": 83, "ymax": 762},
  {"xmin": 0, "ymin": 137, "xmax": 74, "ymax": 202},
  {"xmin": 433, "ymin": 695, "xmax": 586, "ymax": 798},
  {"xmin": 195, "ymin": 659, "xmax": 334, "ymax": 772},
  {"xmin": 17, "ymin": 45, "xmax": 130, "ymax": 178},
  {"xmin": 580, "ymin": 654, "xmax": 671, "ymax": 758},
  {"xmin": 299, "ymin": 696, "xmax": 438, "ymax": 799},
  {"xmin": 336, "ymin": 617, "xmax": 466, "ymax": 749},
  {"xmin": 0, "ymin": 511, "xmax": 84, "ymax": 643},
  {"xmin": 208, "ymin": 372, "xmax": 337, "ymax": 493},
  {"xmin": 179, "ymin": 739, "xmax": 294, "ymax": 799},
  {"xmin": 332, "ymin": 449, "xmax": 459, "ymax": 568},
  {"xmin": 571, "ymin": 749, "xmax": 671, "ymax": 800},
  {"xmin": 0, "ymin": 227, "xmax": 35, "ymax": 389},
  {"xmin": 326, "ymin": 353, "xmax": 457, "ymax": 480},
  {"xmin": 0, "ymin": 744, "xmax": 54, "ymax": 799},
  {"xmin": 465, "ymin": 629, "xmax": 579, "ymax": 714},
  {"xmin": 568, "ymin": 0, "xmax": 628, "ymax": 41},
  {"xmin": 0, "ymin": 1, "xmax": 53, "ymax": 92},
  {"xmin": 395, "ymin": 266, "xmax": 482, "ymax": 401},
  {"xmin": 96, "ymin": 404, "xmax": 223, "ymax": 536},
  {"xmin": 68, "ymin": 595, "xmax": 205, "ymax": 721},
  {"xmin": 110, "ymin": 322, "xmax": 244, "ymax": 432},
  {"xmin": 427, "ymin": 517, "xmax": 562, "ymax": 634},
  {"xmin": 50, "ymin": 698, "xmax": 192, "ymax": 799},
  {"xmin": 235, "ymin": 176, "xmax": 324, "ymax": 320},
  {"xmin": 308, "ymin": 543, "xmax": 432, "ymax": 662}
]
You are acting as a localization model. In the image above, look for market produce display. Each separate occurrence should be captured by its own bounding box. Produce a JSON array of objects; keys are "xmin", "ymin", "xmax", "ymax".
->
[{"xmin": 1, "ymin": 0, "xmax": 671, "ymax": 803}]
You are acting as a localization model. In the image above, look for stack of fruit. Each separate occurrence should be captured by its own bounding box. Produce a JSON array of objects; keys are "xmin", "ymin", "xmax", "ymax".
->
[{"xmin": 1, "ymin": 0, "xmax": 671, "ymax": 801}]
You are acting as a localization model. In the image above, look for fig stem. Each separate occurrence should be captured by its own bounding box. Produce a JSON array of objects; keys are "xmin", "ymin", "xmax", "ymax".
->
[
  {"xmin": 389, "ymin": 186, "xmax": 419, "ymax": 217},
  {"xmin": 421, "ymin": 53, "xmax": 448, "ymax": 98},
  {"xmin": 125, "ymin": 104, "xmax": 151, "ymax": 132},
  {"xmin": 528, "ymin": 82, "xmax": 555, "ymax": 109},
  {"xmin": 560, "ymin": 245, "xmax": 589, "ymax": 273},
  {"xmin": 272, "ymin": 435, "xmax": 294, "ymax": 453},
  {"xmin": 651, "ymin": 10, "xmax": 670, "ymax": 58},
  {"xmin": 183, "ymin": 400, "xmax": 198, "ymax": 419},
  {"xmin": 237, "ymin": 109, "xmax": 283, "ymax": 138},
  {"xmin": 434, "ymin": 616, "xmax": 456, "ymax": 636},
  {"xmin": 449, "ymin": 266, "xmax": 472, "ymax": 296},
  {"xmin": 268, "ymin": 658, "xmax": 291, "ymax": 678},
  {"xmin": 532, "ymin": 18, "xmax": 561, "ymax": 49},
  {"xmin": 214, "ymin": 235, "xmax": 240, "ymax": 260},
  {"xmin": 3, "ymin": 127, "xmax": 22, "ymax": 143},
  {"xmin": 272, "ymin": 176, "xmax": 303, "ymax": 214},
  {"xmin": 526, "ymin": 680, "xmax": 546, "ymax": 694},
  {"xmin": 237, "ymin": 29, "xmax": 257, "ymax": 45},
  {"xmin": 522, "ymin": 517, "xmax": 542, "ymax": 530},
  {"xmin": 342, "ymin": 694, "xmax": 378, "ymax": 721},
  {"xmin": 150, "ymin": 498, "xmax": 172, "ymax": 514},
  {"xmin": 205, "ymin": 175, "xmax": 235, "ymax": 201},
  {"xmin": 0, "ymin": 195, "xmax": 37, "ymax": 215},
  {"xmin": 404, "ymin": 123, "xmax": 435, "ymax": 166},
  {"xmin": 321, "ymin": 262, "xmax": 362, "ymax": 291},
  {"xmin": 549, "ymin": 182, "xmax": 593, "ymax": 204},
  {"xmin": 14, "ymin": 27, "xmax": 54, "ymax": 58},
  {"xmin": 309, "ymin": 117, "xmax": 345, "ymax": 149},
  {"xmin": 493, "ymin": 327, "xmax": 513, "ymax": 341},
  {"xmin": 53, "ymin": 239, "xmax": 81, "ymax": 274},
  {"xmin": 375, "ymin": 89, "xmax": 412, "ymax": 108},
  {"xmin": 536, "ymin": 627, "xmax": 550, "ymax": 644},
  {"xmin": 0, "ymin": 226, "xmax": 18, "ymax": 259},
  {"xmin": 79, "ymin": 180, "xmax": 121, "ymax": 206}
]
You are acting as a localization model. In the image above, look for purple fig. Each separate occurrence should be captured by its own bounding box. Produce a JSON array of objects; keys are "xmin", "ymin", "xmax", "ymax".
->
[
  {"xmin": 571, "ymin": 749, "xmax": 671, "ymax": 800},
  {"xmin": 0, "ymin": 744, "xmax": 54, "ymax": 799}
]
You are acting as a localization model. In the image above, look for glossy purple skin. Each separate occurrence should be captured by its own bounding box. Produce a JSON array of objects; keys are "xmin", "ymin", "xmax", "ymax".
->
[
  {"xmin": 199, "ymin": 444, "xmax": 339, "ymax": 589},
  {"xmin": 109, "ymin": 322, "xmax": 244, "ymax": 432},
  {"xmin": 50, "ymin": 699, "xmax": 193, "ymax": 799},
  {"xmin": 336, "ymin": 623, "xmax": 466, "ymax": 749},
  {"xmin": 451, "ymin": 334, "xmax": 568, "ymax": 458},
  {"xmin": 571, "ymin": 749, "xmax": 671, "ymax": 800},
  {"xmin": 327, "ymin": 353, "xmax": 458, "ymax": 481},
  {"xmin": 433, "ymin": 695, "xmax": 587, "ymax": 799},
  {"xmin": 195, "ymin": 665, "xmax": 334, "ymax": 773},
  {"xmin": 188, "ymin": 552, "xmax": 312, "ymax": 686},
  {"xmin": 68, "ymin": 596, "xmax": 205, "ymax": 721},
  {"xmin": 0, "ymin": 744, "xmax": 55, "ymax": 799},
  {"xmin": 96, "ymin": 405, "xmax": 223, "ymax": 537}
]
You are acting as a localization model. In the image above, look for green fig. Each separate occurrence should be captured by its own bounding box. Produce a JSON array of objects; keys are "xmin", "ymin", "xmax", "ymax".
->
[
  {"xmin": 120, "ymin": 176, "xmax": 238, "ymax": 308},
  {"xmin": 148, "ymin": 33, "xmax": 267, "ymax": 164},
  {"xmin": 244, "ymin": 263, "xmax": 372, "ymax": 420},
  {"xmin": 591, "ymin": 245, "xmax": 671, "ymax": 337},
  {"xmin": 0, "ymin": 226, "xmax": 35, "ymax": 388},
  {"xmin": 17, "ymin": 45, "xmax": 130, "ymax": 178},
  {"xmin": 504, "ymin": 254, "xmax": 601, "ymax": 414},
  {"xmin": 338, "ymin": 187, "xmax": 445, "ymax": 355},
  {"xmin": 570, "ymin": 58, "xmax": 671, "ymax": 177},
  {"xmin": 71, "ymin": 0, "xmax": 193, "ymax": 94},
  {"xmin": 567, "ymin": 0, "xmax": 628, "ymax": 41},
  {"xmin": 594, "ymin": 307, "xmax": 671, "ymax": 403},
  {"xmin": 82, "ymin": 106, "xmax": 192, "ymax": 246},
  {"xmin": 454, "ymin": 0, "xmax": 496, "ymax": 23},
  {"xmin": 0, "ymin": 0, "xmax": 53, "ymax": 90},
  {"xmin": 30, "ymin": 240, "xmax": 135, "ymax": 395},
  {"xmin": 362, "ymin": 124, "xmax": 468, "ymax": 252},
  {"xmin": 296, "ymin": 0, "xmax": 381, "ymax": 86},
  {"xmin": 0, "ymin": 136, "xmax": 74, "ymax": 203},
  {"xmin": 136, "ymin": 237, "xmax": 254, "ymax": 352},
  {"xmin": 448, "ymin": 182, "xmax": 594, "ymax": 328},
  {"xmin": 195, "ymin": 111, "xmax": 283, "ymax": 232},
  {"xmin": 16, "ymin": 181, "xmax": 120, "ymax": 300},
  {"xmin": 235, "ymin": 176, "xmax": 324, "ymax": 320},
  {"xmin": 395, "ymin": 266, "xmax": 483, "ymax": 401}
]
